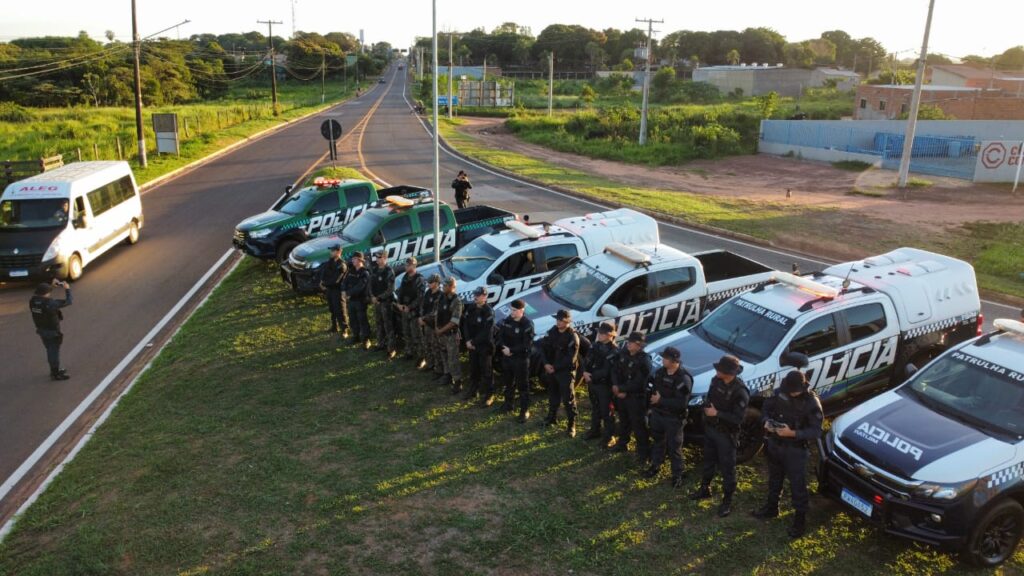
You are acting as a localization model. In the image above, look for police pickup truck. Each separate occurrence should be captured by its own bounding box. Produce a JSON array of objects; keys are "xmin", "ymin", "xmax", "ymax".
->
[
  {"xmin": 414, "ymin": 208, "xmax": 659, "ymax": 304},
  {"xmin": 646, "ymin": 247, "xmax": 982, "ymax": 462},
  {"xmin": 494, "ymin": 242, "xmax": 775, "ymax": 344},
  {"xmin": 281, "ymin": 193, "xmax": 515, "ymax": 293},
  {"xmin": 233, "ymin": 177, "xmax": 384, "ymax": 262},
  {"xmin": 821, "ymin": 318, "xmax": 1024, "ymax": 567}
]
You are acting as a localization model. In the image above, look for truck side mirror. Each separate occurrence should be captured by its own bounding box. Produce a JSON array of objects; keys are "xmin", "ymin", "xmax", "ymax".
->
[
  {"xmin": 487, "ymin": 273, "xmax": 504, "ymax": 285},
  {"xmin": 904, "ymin": 363, "xmax": 919, "ymax": 378},
  {"xmin": 600, "ymin": 304, "xmax": 619, "ymax": 318},
  {"xmin": 780, "ymin": 351, "xmax": 809, "ymax": 368},
  {"xmin": 285, "ymin": 185, "xmax": 294, "ymax": 195},
  {"xmin": 76, "ymin": 215, "xmax": 91, "ymax": 230}
]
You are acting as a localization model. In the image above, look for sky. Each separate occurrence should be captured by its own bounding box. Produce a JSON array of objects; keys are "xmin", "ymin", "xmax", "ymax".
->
[{"xmin": 3, "ymin": 0, "xmax": 1020, "ymax": 61}]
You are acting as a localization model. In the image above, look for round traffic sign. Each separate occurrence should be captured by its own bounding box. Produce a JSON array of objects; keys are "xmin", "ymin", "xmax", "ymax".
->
[{"xmin": 320, "ymin": 119, "xmax": 343, "ymax": 141}]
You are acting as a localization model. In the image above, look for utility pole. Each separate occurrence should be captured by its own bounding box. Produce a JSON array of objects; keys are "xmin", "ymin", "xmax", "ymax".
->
[
  {"xmin": 548, "ymin": 51, "xmax": 554, "ymax": 116},
  {"xmin": 131, "ymin": 0, "xmax": 147, "ymax": 167},
  {"xmin": 320, "ymin": 51, "xmax": 325, "ymax": 104},
  {"xmin": 432, "ymin": 1, "xmax": 441, "ymax": 264},
  {"xmin": 258, "ymin": 19, "xmax": 283, "ymax": 115},
  {"xmin": 418, "ymin": 47, "xmax": 424, "ymax": 81},
  {"xmin": 448, "ymin": 32, "xmax": 454, "ymax": 119},
  {"xmin": 897, "ymin": 0, "xmax": 935, "ymax": 189},
  {"xmin": 636, "ymin": 17, "xmax": 663, "ymax": 146}
]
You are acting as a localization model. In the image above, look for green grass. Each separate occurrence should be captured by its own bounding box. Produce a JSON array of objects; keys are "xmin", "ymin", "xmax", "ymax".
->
[
  {"xmin": 1, "ymin": 257, "xmax": 1019, "ymax": 575},
  {"xmin": 1, "ymin": 80, "xmax": 368, "ymax": 185},
  {"xmin": 438, "ymin": 119, "xmax": 1024, "ymax": 300}
]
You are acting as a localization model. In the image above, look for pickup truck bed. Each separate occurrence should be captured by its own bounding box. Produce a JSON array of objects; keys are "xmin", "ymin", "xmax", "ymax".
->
[{"xmin": 696, "ymin": 250, "xmax": 775, "ymax": 283}]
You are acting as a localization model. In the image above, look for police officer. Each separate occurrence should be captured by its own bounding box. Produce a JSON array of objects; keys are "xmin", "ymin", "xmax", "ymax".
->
[
  {"xmin": 611, "ymin": 332, "xmax": 652, "ymax": 465},
  {"xmin": 369, "ymin": 250, "xmax": 397, "ymax": 358},
  {"xmin": 752, "ymin": 370, "xmax": 824, "ymax": 539},
  {"xmin": 583, "ymin": 322, "xmax": 618, "ymax": 447},
  {"xmin": 342, "ymin": 251, "xmax": 372, "ymax": 348},
  {"xmin": 690, "ymin": 354, "xmax": 749, "ymax": 518},
  {"xmin": 541, "ymin": 309, "xmax": 581, "ymax": 437},
  {"xmin": 495, "ymin": 299, "xmax": 535, "ymax": 423},
  {"xmin": 418, "ymin": 274, "xmax": 444, "ymax": 375},
  {"xmin": 29, "ymin": 279, "xmax": 72, "ymax": 380},
  {"xmin": 434, "ymin": 276, "xmax": 464, "ymax": 392},
  {"xmin": 644, "ymin": 347, "xmax": 693, "ymax": 488},
  {"xmin": 462, "ymin": 286, "xmax": 495, "ymax": 405},
  {"xmin": 318, "ymin": 244, "xmax": 348, "ymax": 337},
  {"xmin": 396, "ymin": 257, "xmax": 426, "ymax": 363}
]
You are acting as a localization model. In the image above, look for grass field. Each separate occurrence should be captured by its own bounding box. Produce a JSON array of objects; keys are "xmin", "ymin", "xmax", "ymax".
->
[
  {"xmin": 0, "ymin": 256, "xmax": 1019, "ymax": 575},
  {"xmin": 438, "ymin": 118, "xmax": 1024, "ymax": 301},
  {"xmin": 1, "ymin": 80, "xmax": 365, "ymax": 185}
]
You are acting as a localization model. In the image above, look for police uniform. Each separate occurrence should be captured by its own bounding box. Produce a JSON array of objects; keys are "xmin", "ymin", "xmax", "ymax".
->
[
  {"xmin": 754, "ymin": 370, "xmax": 824, "ymax": 538},
  {"xmin": 342, "ymin": 253, "xmax": 372, "ymax": 344},
  {"xmin": 462, "ymin": 289, "xmax": 495, "ymax": 402},
  {"xmin": 419, "ymin": 279, "xmax": 444, "ymax": 374},
  {"xmin": 692, "ymin": 355, "xmax": 749, "ymax": 517},
  {"xmin": 495, "ymin": 303, "xmax": 535, "ymax": 421},
  {"xmin": 29, "ymin": 283, "xmax": 72, "ymax": 379},
  {"xmin": 611, "ymin": 334, "xmax": 653, "ymax": 462},
  {"xmin": 645, "ymin": 347, "xmax": 693, "ymax": 485},
  {"xmin": 583, "ymin": 325, "xmax": 619, "ymax": 445},
  {"xmin": 369, "ymin": 254, "xmax": 397, "ymax": 354},
  {"xmin": 541, "ymin": 310, "xmax": 581, "ymax": 435},
  {"xmin": 318, "ymin": 249, "xmax": 348, "ymax": 335},
  {"xmin": 396, "ymin": 263, "xmax": 426, "ymax": 361},
  {"xmin": 434, "ymin": 280, "xmax": 464, "ymax": 389}
]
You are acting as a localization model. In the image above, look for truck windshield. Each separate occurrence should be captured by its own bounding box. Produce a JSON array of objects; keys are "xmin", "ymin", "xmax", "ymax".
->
[
  {"xmin": 694, "ymin": 298, "xmax": 792, "ymax": 362},
  {"xmin": 450, "ymin": 237, "xmax": 500, "ymax": 280},
  {"xmin": 277, "ymin": 189, "xmax": 319, "ymax": 215},
  {"xmin": 341, "ymin": 210, "xmax": 384, "ymax": 242},
  {"xmin": 0, "ymin": 199, "xmax": 69, "ymax": 230},
  {"xmin": 904, "ymin": 351, "xmax": 1024, "ymax": 438},
  {"xmin": 545, "ymin": 260, "xmax": 612, "ymax": 310}
]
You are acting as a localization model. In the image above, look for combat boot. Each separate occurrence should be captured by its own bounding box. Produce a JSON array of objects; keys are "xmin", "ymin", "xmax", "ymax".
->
[
  {"xmin": 717, "ymin": 493, "xmax": 734, "ymax": 518},
  {"xmin": 787, "ymin": 512, "xmax": 807, "ymax": 539},
  {"xmin": 494, "ymin": 403, "xmax": 513, "ymax": 414},
  {"xmin": 751, "ymin": 503, "xmax": 779, "ymax": 520},
  {"xmin": 51, "ymin": 369, "xmax": 70, "ymax": 381},
  {"xmin": 567, "ymin": 419, "xmax": 576, "ymax": 438},
  {"xmin": 643, "ymin": 466, "xmax": 660, "ymax": 479},
  {"xmin": 517, "ymin": 410, "xmax": 530, "ymax": 424},
  {"xmin": 460, "ymin": 384, "xmax": 476, "ymax": 399},
  {"xmin": 450, "ymin": 378, "xmax": 462, "ymax": 394},
  {"xmin": 688, "ymin": 484, "xmax": 712, "ymax": 501},
  {"xmin": 583, "ymin": 427, "xmax": 601, "ymax": 440},
  {"xmin": 482, "ymin": 394, "xmax": 495, "ymax": 407},
  {"xmin": 671, "ymin": 475, "xmax": 686, "ymax": 489}
]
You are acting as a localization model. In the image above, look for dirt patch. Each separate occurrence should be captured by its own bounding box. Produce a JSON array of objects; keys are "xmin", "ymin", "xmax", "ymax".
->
[{"xmin": 458, "ymin": 117, "xmax": 1024, "ymax": 231}]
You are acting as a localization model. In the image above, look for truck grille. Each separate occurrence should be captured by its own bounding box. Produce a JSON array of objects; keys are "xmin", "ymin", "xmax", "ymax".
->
[
  {"xmin": 0, "ymin": 253, "xmax": 43, "ymax": 268},
  {"xmin": 833, "ymin": 440, "xmax": 916, "ymax": 498}
]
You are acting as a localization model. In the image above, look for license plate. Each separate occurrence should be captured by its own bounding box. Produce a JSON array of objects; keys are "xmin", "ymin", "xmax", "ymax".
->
[
  {"xmin": 9, "ymin": 270, "xmax": 28, "ymax": 278},
  {"xmin": 841, "ymin": 487, "xmax": 874, "ymax": 518}
]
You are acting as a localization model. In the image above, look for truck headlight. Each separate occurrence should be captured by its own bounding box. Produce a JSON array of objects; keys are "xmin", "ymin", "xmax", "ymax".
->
[
  {"xmin": 689, "ymin": 394, "xmax": 705, "ymax": 407},
  {"xmin": 247, "ymin": 228, "xmax": 273, "ymax": 239},
  {"xmin": 43, "ymin": 237, "xmax": 64, "ymax": 261},
  {"xmin": 913, "ymin": 479, "xmax": 978, "ymax": 501}
]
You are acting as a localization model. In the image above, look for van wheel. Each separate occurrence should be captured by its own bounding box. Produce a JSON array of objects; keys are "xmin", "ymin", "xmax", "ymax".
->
[
  {"xmin": 66, "ymin": 254, "xmax": 83, "ymax": 282},
  {"xmin": 736, "ymin": 407, "xmax": 764, "ymax": 464},
  {"xmin": 126, "ymin": 220, "xmax": 140, "ymax": 245},
  {"xmin": 276, "ymin": 240, "xmax": 299, "ymax": 264},
  {"xmin": 966, "ymin": 499, "xmax": 1024, "ymax": 567}
]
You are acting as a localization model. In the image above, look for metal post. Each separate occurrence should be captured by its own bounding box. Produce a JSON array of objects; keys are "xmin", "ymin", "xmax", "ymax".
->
[
  {"xmin": 1013, "ymin": 140, "xmax": 1024, "ymax": 194},
  {"xmin": 548, "ymin": 52, "xmax": 554, "ymax": 117},
  {"xmin": 448, "ymin": 32, "xmax": 454, "ymax": 119},
  {"xmin": 131, "ymin": 0, "xmax": 147, "ymax": 168},
  {"xmin": 432, "ymin": 1, "xmax": 441, "ymax": 264},
  {"xmin": 321, "ymin": 51, "xmax": 325, "ymax": 104},
  {"xmin": 897, "ymin": 0, "xmax": 935, "ymax": 189},
  {"xmin": 636, "ymin": 17, "xmax": 662, "ymax": 146},
  {"xmin": 258, "ymin": 20, "xmax": 283, "ymax": 115}
]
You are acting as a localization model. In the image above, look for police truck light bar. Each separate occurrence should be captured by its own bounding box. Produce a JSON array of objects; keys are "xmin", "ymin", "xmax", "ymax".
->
[
  {"xmin": 385, "ymin": 195, "xmax": 415, "ymax": 208},
  {"xmin": 506, "ymin": 219, "xmax": 543, "ymax": 239},
  {"xmin": 313, "ymin": 177, "xmax": 341, "ymax": 187},
  {"xmin": 605, "ymin": 243, "xmax": 651, "ymax": 265},
  {"xmin": 994, "ymin": 318, "xmax": 1024, "ymax": 336},
  {"xmin": 772, "ymin": 271, "xmax": 840, "ymax": 298}
]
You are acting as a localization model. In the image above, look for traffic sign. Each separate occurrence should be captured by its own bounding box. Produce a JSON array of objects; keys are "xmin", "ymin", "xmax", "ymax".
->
[{"xmin": 320, "ymin": 119, "xmax": 343, "ymax": 141}]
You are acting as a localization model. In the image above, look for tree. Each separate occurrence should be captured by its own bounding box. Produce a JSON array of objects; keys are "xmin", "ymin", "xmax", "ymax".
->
[
  {"xmin": 925, "ymin": 54, "xmax": 952, "ymax": 65},
  {"xmin": 821, "ymin": 30, "xmax": 855, "ymax": 68},
  {"xmin": 652, "ymin": 66, "xmax": 676, "ymax": 101},
  {"xmin": 961, "ymin": 54, "xmax": 994, "ymax": 68},
  {"xmin": 995, "ymin": 46, "xmax": 1024, "ymax": 70},
  {"xmin": 868, "ymin": 70, "xmax": 915, "ymax": 85},
  {"xmin": 532, "ymin": 24, "xmax": 604, "ymax": 69},
  {"xmin": 726, "ymin": 49, "xmax": 740, "ymax": 65},
  {"xmin": 740, "ymin": 27, "xmax": 786, "ymax": 65},
  {"xmin": 754, "ymin": 91, "xmax": 779, "ymax": 118},
  {"xmin": 784, "ymin": 42, "xmax": 815, "ymax": 68},
  {"xmin": 105, "ymin": 30, "xmax": 115, "ymax": 43}
]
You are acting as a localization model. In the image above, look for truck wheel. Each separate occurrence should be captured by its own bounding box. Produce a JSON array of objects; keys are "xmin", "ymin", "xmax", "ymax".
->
[
  {"xmin": 736, "ymin": 407, "xmax": 764, "ymax": 464},
  {"xmin": 65, "ymin": 253, "xmax": 83, "ymax": 282},
  {"xmin": 126, "ymin": 220, "xmax": 140, "ymax": 245},
  {"xmin": 276, "ymin": 240, "xmax": 298, "ymax": 264},
  {"xmin": 966, "ymin": 499, "xmax": 1024, "ymax": 567}
]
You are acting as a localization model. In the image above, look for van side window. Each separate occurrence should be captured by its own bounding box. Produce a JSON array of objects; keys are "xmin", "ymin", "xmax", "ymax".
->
[
  {"xmin": 497, "ymin": 250, "xmax": 537, "ymax": 279},
  {"xmin": 310, "ymin": 192, "xmax": 340, "ymax": 215},
  {"xmin": 790, "ymin": 314, "xmax": 839, "ymax": 357},
  {"xmin": 607, "ymin": 274, "xmax": 651, "ymax": 310},
  {"xmin": 843, "ymin": 303, "xmax": 888, "ymax": 342},
  {"xmin": 539, "ymin": 243, "xmax": 578, "ymax": 272},
  {"xmin": 86, "ymin": 176, "xmax": 135, "ymax": 216},
  {"xmin": 345, "ymin": 186, "xmax": 371, "ymax": 206},
  {"xmin": 652, "ymin": 267, "xmax": 696, "ymax": 300},
  {"xmin": 417, "ymin": 209, "xmax": 451, "ymax": 231}
]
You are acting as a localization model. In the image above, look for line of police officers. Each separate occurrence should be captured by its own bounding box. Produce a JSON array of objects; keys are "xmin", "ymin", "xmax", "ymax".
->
[{"xmin": 316, "ymin": 248, "xmax": 824, "ymax": 538}]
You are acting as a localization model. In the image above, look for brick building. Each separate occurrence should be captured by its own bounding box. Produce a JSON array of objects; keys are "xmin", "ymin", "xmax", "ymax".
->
[
  {"xmin": 929, "ymin": 64, "xmax": 1024, "ymax": 94},
  {"xmin": 854, "ymin": 84, "xmax": 1024, "ymax": 120}
]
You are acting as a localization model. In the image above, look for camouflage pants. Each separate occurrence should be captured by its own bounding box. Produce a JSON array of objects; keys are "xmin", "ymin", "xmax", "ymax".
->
[
  {"xmin": 374, "ymin": 300, "xmax": 396, "ymax": 351},
  {"xmin": 439, "ymin": 331, "xmax": 462, "ymax": 380},
  {"xmin": 401, "ymin": 309, "xmax": 421, "ymax": 357},
  {"xmin": 420, "ymin": 321, "xmax": 443, "ymax": 373}
]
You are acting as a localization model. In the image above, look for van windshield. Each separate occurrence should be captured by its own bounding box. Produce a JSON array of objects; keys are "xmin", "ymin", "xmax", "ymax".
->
[{"xmin": 0, "ymin": 199, "xmax": 69, "ymax": 230}]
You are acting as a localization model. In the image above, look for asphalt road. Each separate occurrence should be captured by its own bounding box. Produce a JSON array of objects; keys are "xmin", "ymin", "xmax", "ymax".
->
[{"xmin": 0, "ymin": 83, "xmax": 386, "ymax": 488}]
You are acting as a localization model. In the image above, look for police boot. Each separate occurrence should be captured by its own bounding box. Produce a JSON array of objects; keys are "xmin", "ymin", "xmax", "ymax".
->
[
  {"xmin": 450, "ymin": 378, "xmax": 463, "ymax": 395},
  {"xmin": 543, "ymin": 410, "xmax": 557, "ymax": 427},
  {"xmin": 517, "ymin": 410, "xmax": 530, "ymax": 424},
  {"xmin": 482, "ymin": 394, "xmax": 495, "ymax": 408},
  {"xmin": 787, "ymin": 512, "xmax": 807, "ymax": 539},
  {"xmin": 461, "ymin": 383, "xmax": 477, "ymax": 400},
  {"xmin": 567, "ymin": 418, "xmax": 576, "ymax": 438},
  {"xmin": 51, "ymin": 369, "xmax": 70, "ymax": 381},
  {"xmin": 717, "ymin": 493, "xmax": 734, "ymax": 518},
  {"xmin": 671, "ymin": 475, "xmax": 686, "ymax": 489},
  {"xmin": 584, "ymin": 428, "xmax": 602, "ymax": 441},
  {"xmin": 689, "ymin": 484, "xmax": 712, "ymax": 501},
  {"xmin": 643, "ymin": 465, "xmax": 660, "ymax": 479},
  {"xmin": 751, "ymin": 502, "xmax": 779, "ymax": 520},
  {"xmin": 494, "ymin": 403, "xmax": 513, "ymax": 414}
]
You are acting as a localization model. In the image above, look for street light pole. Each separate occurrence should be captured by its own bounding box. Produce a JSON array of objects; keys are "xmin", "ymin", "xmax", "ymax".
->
[
  {"xmin": 131, "ymin": 0, "xmax": 147, "ymax": 168},
  {"xmin": 432, "ymin": 0, "xmax": 441, "ymax": 264},
  {"xmin": 897, "ymin": 0, "xmax": 936, "ymax": 189}
]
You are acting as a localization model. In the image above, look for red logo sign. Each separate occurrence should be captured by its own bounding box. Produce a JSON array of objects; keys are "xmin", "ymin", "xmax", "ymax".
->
[{"xmin": 982, "ymin": 142, "xmax": 1007, "ymax": 169}]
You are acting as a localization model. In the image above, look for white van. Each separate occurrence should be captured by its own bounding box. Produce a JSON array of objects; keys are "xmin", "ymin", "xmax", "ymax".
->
[{"xmin": 0, "ymin": 161, "xmax": 144, "ymax": 281}]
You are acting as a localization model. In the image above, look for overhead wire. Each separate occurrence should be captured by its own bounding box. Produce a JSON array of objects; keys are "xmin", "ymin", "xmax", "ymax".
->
[{"xmin": 0, "ymin": 45, "xmax": 131, "ymax": 82}]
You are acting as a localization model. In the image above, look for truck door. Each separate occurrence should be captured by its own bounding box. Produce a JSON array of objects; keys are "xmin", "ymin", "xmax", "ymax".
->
[
  {"xmin": 342, "ymin": 185, "xmax": 372, "ymax": 226},
  {"xmin": 378, "ymin": 214, "xmax": 416, "ymax": 261},
  {"xmin": 305, "ymin": 191, "xmax": 344, "ymax": 237},
  {"xmin": 490, "ymin": 248, "xmax": 541, "ymax": 302}
]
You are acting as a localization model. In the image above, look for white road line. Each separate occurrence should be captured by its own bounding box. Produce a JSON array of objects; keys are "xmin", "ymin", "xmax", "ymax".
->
[
  {"xmin": 0, "ymin": 254, "xmax": 242, "ymax": 541},
  {"xmin": 398, "ymin": 85, "xmax": 1018, "ymax": 315}
]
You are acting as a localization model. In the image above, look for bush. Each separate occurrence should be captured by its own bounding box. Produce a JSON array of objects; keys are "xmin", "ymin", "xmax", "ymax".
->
[{"xmin": 0, "ymin": 102, "xmax": 34, "ymax": 123}]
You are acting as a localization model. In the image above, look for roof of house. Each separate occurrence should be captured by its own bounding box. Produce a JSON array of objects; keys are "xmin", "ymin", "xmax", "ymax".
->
[{"xmin": 930, "ymin": 64, "xmax": 1020, "ymax": 81}]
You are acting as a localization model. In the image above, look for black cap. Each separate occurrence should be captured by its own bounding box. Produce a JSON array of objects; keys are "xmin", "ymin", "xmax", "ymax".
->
[
  {"xmin": 510, "ymin": 299, "xmax": 525, "ymax": 310},
  {"xmin": 472, "ymin": 286, "xmax": 487, "ymax": 297},
  {"xmin": 427, "ymin": 273, "xmax": 442, "ymax": 284},
  {"xmin": 780, "ymin": 370, "xmax": 807, "ymax": 394},
  {"xmin": 351, "ymin": 251, "xmax": 365, "ymax": 260},
  {"xmin": 597, "ymin": 322, "xmax": 616, "ymax": 335},
  {"xmin": 661, "ymin": 346, "xmax": 681, "ymax": 363},
  {"xmin": 405, "ymin": 256, "xmax": 417, "ymax": 266},
  {"xmin": 714, "ymin": 354, "xmax": 743, "ymax": 376},
  {"xmin": 554, "ymin": 309, "xmax": 572, "ymax": 321},
  {"xmin": 35, "ymin": 282, "xmax": 52, "ymax": 295},
  {"xmin": 627, "ymin": 332, "xmax": 646, "ymax": 344},
  {"xmin": 329, "ymin": 244, "xmax": 342, "ymax": 252}
]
